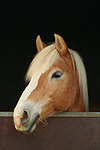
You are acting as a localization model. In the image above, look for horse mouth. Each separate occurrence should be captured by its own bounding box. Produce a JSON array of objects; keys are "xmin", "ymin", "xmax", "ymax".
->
[{"xmin": 25, "ymin": 114, "xmax": 40, "ymax": 134}]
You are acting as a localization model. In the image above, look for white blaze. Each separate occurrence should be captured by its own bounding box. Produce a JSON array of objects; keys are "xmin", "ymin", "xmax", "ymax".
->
[{"xmin": 16, "ymin": 72, "xmax": 43, "ymax": 107}]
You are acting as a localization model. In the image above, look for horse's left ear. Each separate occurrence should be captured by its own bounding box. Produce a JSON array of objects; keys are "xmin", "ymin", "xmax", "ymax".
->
[
  {"xmin": 36, "ymin": 35, "xmax": 47, "ymax": 52},
  {"xmin": 54, "ymin": 34, "xmax": 68, "ymax": 56}
]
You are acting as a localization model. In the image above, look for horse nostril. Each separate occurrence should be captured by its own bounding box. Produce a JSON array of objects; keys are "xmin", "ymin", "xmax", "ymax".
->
[
  {"xmin": 21, "ymin": 110, "xmax": 29, "ymax": 124},
  {"xmin": 36, "ymin": 114, "xmax": 40, "ymax": 121}
]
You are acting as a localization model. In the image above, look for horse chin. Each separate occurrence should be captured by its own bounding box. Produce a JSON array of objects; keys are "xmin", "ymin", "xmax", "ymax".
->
[{"xmin": 26, "ymin": 124, "xmax": 36, "ymax": 134}]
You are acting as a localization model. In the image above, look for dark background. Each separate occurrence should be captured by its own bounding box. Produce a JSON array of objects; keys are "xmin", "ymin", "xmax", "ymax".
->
[{"xmin": 0, "ymin": 0, "xmax": 99, "ymax": 111}]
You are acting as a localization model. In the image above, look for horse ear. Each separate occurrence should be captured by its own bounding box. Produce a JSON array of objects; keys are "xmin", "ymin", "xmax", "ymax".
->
[
  {"xmin": 36, "ymin": 35, "xmax": 46, "ymax": 52},
  {"xmin": 54, "ymin": 34, "xmax": 68, "ymax": 56}
]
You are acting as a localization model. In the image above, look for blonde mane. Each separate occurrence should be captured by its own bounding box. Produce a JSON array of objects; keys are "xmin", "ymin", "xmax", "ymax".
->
[
  {"xmin": 68, "ymin": 48, "xmax": 89, "ymax": 112},
  {"xmin": 26, "ymin": 44, "xmax": 60, "ymax": 82},
  {"xmin": 26, "ymin": 44, "xmax": 89, "ymax": 112}
]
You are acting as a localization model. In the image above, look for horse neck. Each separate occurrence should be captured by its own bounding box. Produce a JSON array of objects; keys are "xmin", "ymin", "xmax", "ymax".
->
[
  {"xmin": 67, "ymin": 56, "xmax": 85, "ymax": 112},
  {"xmin": 67, "ymin": 88, "xmax": 85, "ymax": 112}
]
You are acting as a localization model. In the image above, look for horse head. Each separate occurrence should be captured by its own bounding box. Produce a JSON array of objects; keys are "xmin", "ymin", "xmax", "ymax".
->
[{"xmin": 13, "ymin": 34, "xmax": 88, "ymax": 133}]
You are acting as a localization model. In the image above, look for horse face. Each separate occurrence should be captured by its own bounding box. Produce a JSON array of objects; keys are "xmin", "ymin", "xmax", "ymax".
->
[
  {"xmin": 13, "ymin": 58, "xmax": 76, "ymax": 133},
  {"xmin": 13, "ymin": 34, "xmax": 77, "ymax": 133}
]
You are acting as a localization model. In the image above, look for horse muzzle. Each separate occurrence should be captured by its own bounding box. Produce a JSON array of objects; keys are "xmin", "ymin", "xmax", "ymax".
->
[{"xmin": 13, "ymin": 110, "xmax": 40, "ymax": 133}]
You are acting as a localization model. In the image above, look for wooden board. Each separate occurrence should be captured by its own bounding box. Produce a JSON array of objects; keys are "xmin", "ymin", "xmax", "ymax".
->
[{"xmin": 0, "ymin": 112, "xmax": 100, "ymax": 150}]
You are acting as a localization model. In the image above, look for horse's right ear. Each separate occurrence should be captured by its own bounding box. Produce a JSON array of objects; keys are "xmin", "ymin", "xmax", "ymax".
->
[{"xmin": 36, "ymin": 35, "xmax": 46, "ymax": 52}]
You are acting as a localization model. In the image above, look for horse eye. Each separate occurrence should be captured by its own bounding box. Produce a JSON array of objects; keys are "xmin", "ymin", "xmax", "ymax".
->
[{"xmin": 52, "ymin": 71, "xmax": 63, "ymax": 80}]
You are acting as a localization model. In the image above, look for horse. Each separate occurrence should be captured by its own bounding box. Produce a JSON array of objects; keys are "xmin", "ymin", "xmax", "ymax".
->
[{"xmin": 13, "ymin": 34, "xmax": 89, "ymax": 133}]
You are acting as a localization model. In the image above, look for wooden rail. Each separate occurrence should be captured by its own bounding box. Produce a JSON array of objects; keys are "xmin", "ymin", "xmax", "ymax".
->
[{"xmin": 0, "ymin": 112, "xmax": 100, "ymax": 150}]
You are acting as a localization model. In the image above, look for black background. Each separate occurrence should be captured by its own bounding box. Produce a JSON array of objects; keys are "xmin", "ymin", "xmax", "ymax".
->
[{"xmin": 0, "ymin": 0, "xmax": 99, "ymax": 111}]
